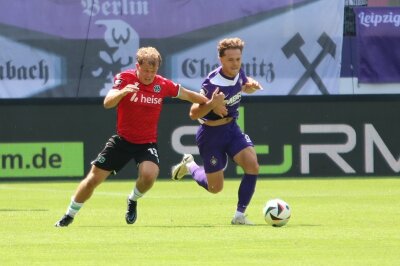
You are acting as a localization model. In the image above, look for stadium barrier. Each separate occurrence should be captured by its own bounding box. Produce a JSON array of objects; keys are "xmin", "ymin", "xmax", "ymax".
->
[{"xmin": 1, "ymin": 96, "xmax": 400, "ymax": 180}]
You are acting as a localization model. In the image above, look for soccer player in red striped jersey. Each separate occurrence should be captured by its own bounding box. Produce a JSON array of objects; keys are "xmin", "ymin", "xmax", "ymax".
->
[{"xmin": 55, "ymin": 47, "xmax": 223, "ymax": 227}]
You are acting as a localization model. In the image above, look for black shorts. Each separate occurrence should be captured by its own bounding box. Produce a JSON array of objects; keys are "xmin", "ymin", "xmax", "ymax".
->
[{"xmin": 91, "ymin": 135, "xmax": 160, "ymax": 174}]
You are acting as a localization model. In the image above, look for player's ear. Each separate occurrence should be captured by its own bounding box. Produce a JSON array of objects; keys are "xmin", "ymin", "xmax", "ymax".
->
[{"xmin": 135, "ymin": 62, "xmax": 140, "ymax": 69}]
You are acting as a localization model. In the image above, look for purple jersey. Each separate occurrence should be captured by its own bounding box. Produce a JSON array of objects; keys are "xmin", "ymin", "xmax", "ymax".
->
[
  {"xmin": 195, "ymin": 66, "xmax": 253, "ymax": 173},
  {"xmin": 199, "ymin": 66, "xmax": 248, "ymax": 122}
]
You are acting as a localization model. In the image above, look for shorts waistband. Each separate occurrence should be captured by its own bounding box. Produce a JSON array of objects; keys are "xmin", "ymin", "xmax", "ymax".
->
[{"xmin": 201, "ymin": 117, "xmax": 233, "ymax": 127}]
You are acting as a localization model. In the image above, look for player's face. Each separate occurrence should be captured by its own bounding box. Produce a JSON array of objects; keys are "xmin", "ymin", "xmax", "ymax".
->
[
  {"xmin": 136, "ymin": 62, "xmax": 159, "ymax": 85},
  {"xmin": 219, "ymin": 48, "xmax": 242, "ymax": 78}
]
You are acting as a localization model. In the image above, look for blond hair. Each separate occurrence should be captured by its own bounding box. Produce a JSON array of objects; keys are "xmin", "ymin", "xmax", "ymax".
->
[
  {"xmin": 136, "ymin": 47, "xmax": 162, "ymax": 67},
  {"xmin": 217, "ymin": 38, "xmax": 245, "ymax": 57}
]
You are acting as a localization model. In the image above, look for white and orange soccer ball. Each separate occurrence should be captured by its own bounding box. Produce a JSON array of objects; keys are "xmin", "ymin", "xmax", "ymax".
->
[{"xmin": 263, "ymin": 198, "xmax": 291, "ymax": 227}]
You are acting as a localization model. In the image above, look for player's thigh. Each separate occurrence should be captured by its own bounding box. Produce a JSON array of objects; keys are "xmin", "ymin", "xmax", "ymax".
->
[
  {"xmin": 89, "ymin": 164, "xmax": 112, "ymax": 179},
  {"xmin": 135, "ymin": 143, "xmax": 160, "ymax": 178},
  {"xmin": 233, "ymin": 146, "xmax": 259, "ymax": 175},
  {"xmin": 85, "ymin": 165, "xmax": 112, "ymax": 186},
  {"xmin": 206, "ymin": 170, "xmax": 224, "ymax": 193}
]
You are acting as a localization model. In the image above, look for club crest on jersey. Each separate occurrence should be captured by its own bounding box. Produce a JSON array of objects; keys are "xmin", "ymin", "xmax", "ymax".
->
[
  {"xmin": 210, "ymin": 156, "xmax": 218, "ymax": 166},
  {"xmin": 153, "ymin": 85, "xmax": 161, "ymax": 93}
]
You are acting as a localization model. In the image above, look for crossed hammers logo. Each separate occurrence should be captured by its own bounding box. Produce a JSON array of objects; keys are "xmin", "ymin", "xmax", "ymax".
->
[{"xmin": 282, "ymin": 32, "xmax": 336, "ymax": 95}]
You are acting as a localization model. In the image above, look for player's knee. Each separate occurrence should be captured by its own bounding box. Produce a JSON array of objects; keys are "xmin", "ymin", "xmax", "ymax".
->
[
  {"xmin": 253, "ymin": 162, "xmax": 260, "ymax": 173},
  {"xmin": 208, "ymin": 184, "xmax": 223, "ymax": 194},
  {"xmin": 244, "ymin": 161, "xmax": 259, "ymax": 175}
]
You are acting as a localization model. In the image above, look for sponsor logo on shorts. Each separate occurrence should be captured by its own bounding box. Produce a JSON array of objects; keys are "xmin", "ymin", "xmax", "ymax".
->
[
  {"xmin": 97, "ymin": 155, "xmax": 106, "ymax": 163},
  {"xmin": 210, "ymin": 156, "xmax": 218, "ymax": 166}
]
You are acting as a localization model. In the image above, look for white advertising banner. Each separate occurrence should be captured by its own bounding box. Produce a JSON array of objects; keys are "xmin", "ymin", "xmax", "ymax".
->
[
  {"xmin": 170, "ymin": 0, "xmax": 344, "ymax": 95},
  {"xmin": 0, "ymin": 36, "xmax": 63, "ymax": 98}
]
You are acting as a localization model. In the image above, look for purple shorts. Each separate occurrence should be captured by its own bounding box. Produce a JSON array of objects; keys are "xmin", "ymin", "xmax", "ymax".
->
[{"xmin": 196, "ymin": 120, "xmax": 253, "ymax": 173}]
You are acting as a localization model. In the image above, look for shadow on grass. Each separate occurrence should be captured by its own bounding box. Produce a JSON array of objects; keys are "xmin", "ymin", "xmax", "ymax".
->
[
  {"xmin": 76, "ymin": 224, "xmax": 303, "ymax": 228},
  {"xmin": 78, "ymin": 225, "xmax": 232, "ymax": 228},
  {"xmin": 0, "ymin": 208, "xmax": 49, "ymax": 212},
  {"xmin": 287, "ymin": 224, "xmax": 321, "ymax": 227}
]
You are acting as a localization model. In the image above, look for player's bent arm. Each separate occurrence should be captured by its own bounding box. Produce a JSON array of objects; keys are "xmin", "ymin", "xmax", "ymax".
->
[
  {"xmin": 242, "ymin": 77, "xmax": 263, "ymax": 94},
  {"xmin": 189, "ymin": 102, "xmax": 217, "ymax": 120},
  {"xmin": 103, "ymin": 89, "xmax": 125, "ymax": 109},
  {"xmin": 103, "ymin": 86, "xmax": 135, "ymax": 109},
  {"xmin": 189, "ymin": 87, "xmax": 226, "ymax": 120},
  {"xmin": 178, "ymin": 88, "xmax": 214, "ymax": 120}
]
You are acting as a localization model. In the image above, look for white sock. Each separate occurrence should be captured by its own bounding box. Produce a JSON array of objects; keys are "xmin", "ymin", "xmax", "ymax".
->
[
  {"xmin": 234, "ymin": 211, "xmax": 244, "ymax": 218},
  {"xmin": 186, "ymin": 161, "xmax": 197, "ymax": 172},
  {"xmin": 128, "ymin": 187, "xmax": 144, "ymax": 201},
  {"xmin": 66, "ymin": 198, "xmax": 83, "ymax": 218}
]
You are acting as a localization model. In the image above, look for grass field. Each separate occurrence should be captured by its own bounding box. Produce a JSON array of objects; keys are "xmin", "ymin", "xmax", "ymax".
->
[{"xmin": 1, "ymin": 178, "xmax": 399, "ymax": 265}]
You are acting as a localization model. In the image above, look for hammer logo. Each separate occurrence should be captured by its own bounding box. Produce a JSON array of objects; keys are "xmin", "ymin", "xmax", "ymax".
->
[{"xmin": 282, "ymin": 32, "xmax": 336, "ymax": 95}]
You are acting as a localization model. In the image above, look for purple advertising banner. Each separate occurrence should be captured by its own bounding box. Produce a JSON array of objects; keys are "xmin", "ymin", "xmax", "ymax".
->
[
  {"xmin": 354, "ymin": 7, "xmax": 400, "ymax": 83},
  {"xmin": 0, "ymin": 0, "xmax": 307, "ymax": 39},
  {"xmin": 1, "ymin": 0, "xmax": 343, "ymax": 98}
]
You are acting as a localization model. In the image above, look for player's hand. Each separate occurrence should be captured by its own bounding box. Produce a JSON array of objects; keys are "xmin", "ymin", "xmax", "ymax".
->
[
  {"xmin": 210, "ymin": 87, "xmax": 225, "ymax": 106},
  {"xmin": 242, "ymin": 77, "xmax": 263, "ymax": 93},
  {"xmin": 212, "ymin": 105, "xmax": 228, "ymax": 118},
  {"xmin": 210, "ymin": 88, "xmax": 227, "ymax": 118},
  {"xmin": 122, "ymin": 84, "xmax": 139, "ymax": 96}
]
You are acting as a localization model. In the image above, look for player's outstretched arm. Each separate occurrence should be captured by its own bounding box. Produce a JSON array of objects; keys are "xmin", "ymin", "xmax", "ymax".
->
[
  {"xmin": 242, "ymin": 77, "xmax": 263, "ymax": 94},
  {"xmin": 177, "ymin": 87, "xmax": 208, "ymax": 104}
]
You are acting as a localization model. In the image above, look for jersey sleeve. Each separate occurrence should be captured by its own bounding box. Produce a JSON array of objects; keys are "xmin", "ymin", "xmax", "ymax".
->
[
  {"xmin": 161, "ymin": 77, "xmax": 180, "ymax": 97},
  {"xmin": 200, "ymin": 80, "xmax": 216, "ymax": 100},
  {"xmin": 112, "ymin": 72, "xmax": 131, "ymax": 90}
]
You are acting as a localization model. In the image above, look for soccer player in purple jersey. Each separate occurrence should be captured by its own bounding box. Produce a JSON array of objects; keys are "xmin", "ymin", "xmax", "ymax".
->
[{"xmin": 171, "ymin": 37, "xmax": 263, "ymax": 225}]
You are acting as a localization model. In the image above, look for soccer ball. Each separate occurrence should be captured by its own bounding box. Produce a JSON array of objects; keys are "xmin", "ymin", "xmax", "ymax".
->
[{"xmin": 263, "ymin": 198, "xmax": 291, "ymax": 227}]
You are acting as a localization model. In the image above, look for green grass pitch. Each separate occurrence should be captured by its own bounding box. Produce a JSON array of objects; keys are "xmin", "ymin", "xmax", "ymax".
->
[{"xmin": 1, "ymin": 178, "xmax": 399, "ymax": 265}]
